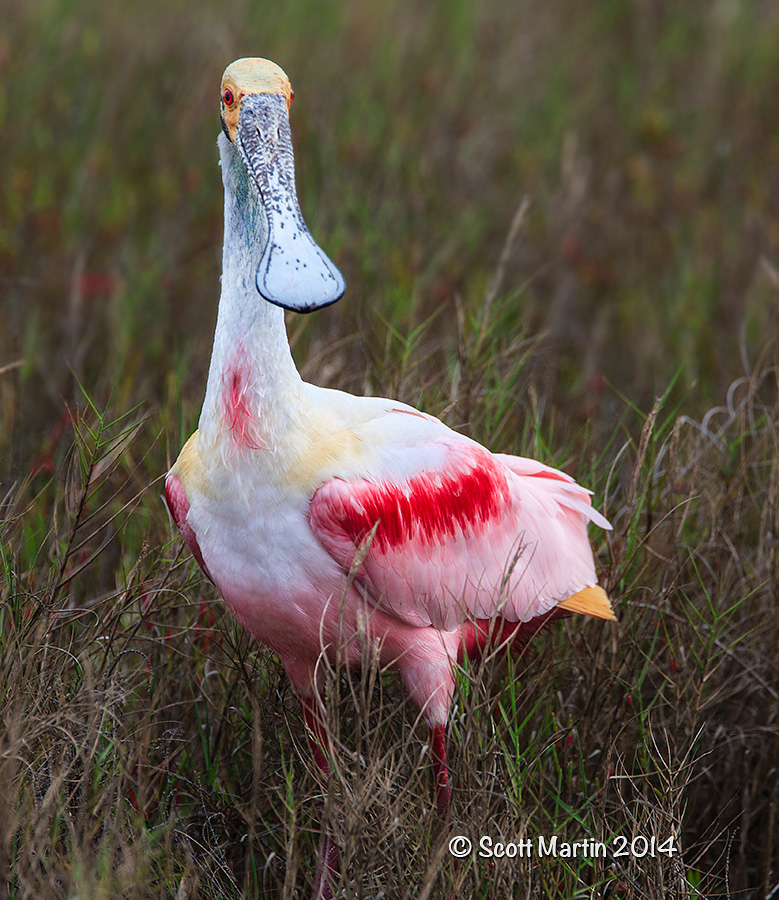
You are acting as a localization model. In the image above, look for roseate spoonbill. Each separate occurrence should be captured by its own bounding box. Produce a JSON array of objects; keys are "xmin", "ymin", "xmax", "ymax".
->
[{"xmin": 165, "ymin": 57, "xmax": 614, "ymax": 897}]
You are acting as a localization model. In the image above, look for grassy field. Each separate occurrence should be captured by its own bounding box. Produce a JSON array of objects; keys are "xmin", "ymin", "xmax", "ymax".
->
[{"xmin": 1, "ymin": 0, "xmax": 778, "ymax": 897}]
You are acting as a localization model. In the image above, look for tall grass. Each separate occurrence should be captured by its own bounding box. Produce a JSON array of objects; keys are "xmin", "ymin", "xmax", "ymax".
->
[{"xmin": 2, "ymin": 1, "xmax": 778, "ymax": 897}]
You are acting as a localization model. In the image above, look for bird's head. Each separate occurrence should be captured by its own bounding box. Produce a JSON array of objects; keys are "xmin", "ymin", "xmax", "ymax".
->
[{"xmin": 219, "ymin": 58, "xmax": 345, "ymax": 313}]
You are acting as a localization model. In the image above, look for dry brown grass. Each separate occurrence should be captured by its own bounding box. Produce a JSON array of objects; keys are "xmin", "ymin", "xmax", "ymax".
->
[{"xmin": 2, "ymin": 345, "xmax": 777, "ymax": 898}]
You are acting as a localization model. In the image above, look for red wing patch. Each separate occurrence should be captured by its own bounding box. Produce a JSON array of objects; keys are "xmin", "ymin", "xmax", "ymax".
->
[
  {"xmin": 312, "ymin": 451, "xmax": 511, "ymax": 553},
  {"xmin": 458, "ymin": 610, "xmax": 566, "ymax": 663}
]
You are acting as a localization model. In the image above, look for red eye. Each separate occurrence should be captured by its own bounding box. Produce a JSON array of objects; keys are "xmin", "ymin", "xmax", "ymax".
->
[
  {"xmin": 289, "ymin": 88, "xmax": 294, "ymax": 104},
  {"xmin": 222, "ymin": 88, "xmax": 234, "ymax": 106}
]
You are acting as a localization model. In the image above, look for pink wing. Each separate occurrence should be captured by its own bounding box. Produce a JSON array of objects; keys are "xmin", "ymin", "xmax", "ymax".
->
[
  {"xmin": 165, "ymin": 474, "xmax": 214, "ymax": 582},
  {"xmin": 309, "ymin": 423, "xmax": 610, "ymax": 632}
]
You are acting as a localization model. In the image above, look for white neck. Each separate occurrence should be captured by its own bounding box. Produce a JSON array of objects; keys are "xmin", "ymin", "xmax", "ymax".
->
[{"xmin": 199, "ymin": 134, "xmax": 302, "ymax": 455}]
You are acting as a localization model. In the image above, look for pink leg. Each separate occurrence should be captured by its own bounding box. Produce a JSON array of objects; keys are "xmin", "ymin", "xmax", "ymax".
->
[
  {"xmin": 300, "ymin": 695, "xmax": 339, "ymax": 900},
  {"xmin": 430, "ymin": 723, "xmax": 452, "ymax": 821},
  {"xmin": 431, "ymin": 724, "xmax": 458, "ymax": 900}
]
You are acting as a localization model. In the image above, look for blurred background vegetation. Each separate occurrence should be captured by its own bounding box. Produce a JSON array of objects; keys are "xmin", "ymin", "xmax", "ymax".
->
[
  {"xmin": 3, "ymin": 0, "xmax": 778, "ymax": 474},
  {"xmin": 1, "ymin": 1, "xmax": 778, "ymax": 898}
]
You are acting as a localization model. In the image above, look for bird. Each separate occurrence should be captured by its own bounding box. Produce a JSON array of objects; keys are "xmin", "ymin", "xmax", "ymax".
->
[{"xmin": 165, "ymin": 57, "xmax": 615, "ymax": 899}]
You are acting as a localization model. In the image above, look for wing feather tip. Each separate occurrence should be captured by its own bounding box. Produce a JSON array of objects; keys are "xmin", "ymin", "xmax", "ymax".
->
[{"xmin": 557, "ymin": 585, "xmax": 616, "ymax": 621}]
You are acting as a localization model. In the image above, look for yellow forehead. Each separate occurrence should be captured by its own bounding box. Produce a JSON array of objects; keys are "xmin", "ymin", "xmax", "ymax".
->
[{"xmin": 221, "ymin": 58, "xmax": 292, "ymax": 105}]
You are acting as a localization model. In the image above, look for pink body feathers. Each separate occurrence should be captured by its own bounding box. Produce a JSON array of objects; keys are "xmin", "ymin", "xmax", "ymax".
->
[{"xmin": 166, "ymin": 57, "xmax": 614, "ymax": 900}]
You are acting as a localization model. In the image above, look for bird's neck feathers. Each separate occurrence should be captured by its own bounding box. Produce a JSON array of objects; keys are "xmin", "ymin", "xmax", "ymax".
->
[{"xmin": 199, "ymin": 135, "xmax": 303, "ymax": 460}]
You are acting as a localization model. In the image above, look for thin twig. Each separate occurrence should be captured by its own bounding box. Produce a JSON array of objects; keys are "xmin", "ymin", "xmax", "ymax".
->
[
  {"xmin": 0, "ymin": 359, "xmax": 24, "ymax": 377},
  {"xmin": 477, "ymin": 195, "xmax": 530, "ymax": 353}
]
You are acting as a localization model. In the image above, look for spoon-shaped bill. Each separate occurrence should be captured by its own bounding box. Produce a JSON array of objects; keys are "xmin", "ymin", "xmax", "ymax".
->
[{"xmin": 237, "ymin": 94, "xmax": 345, "ymax": 312}]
